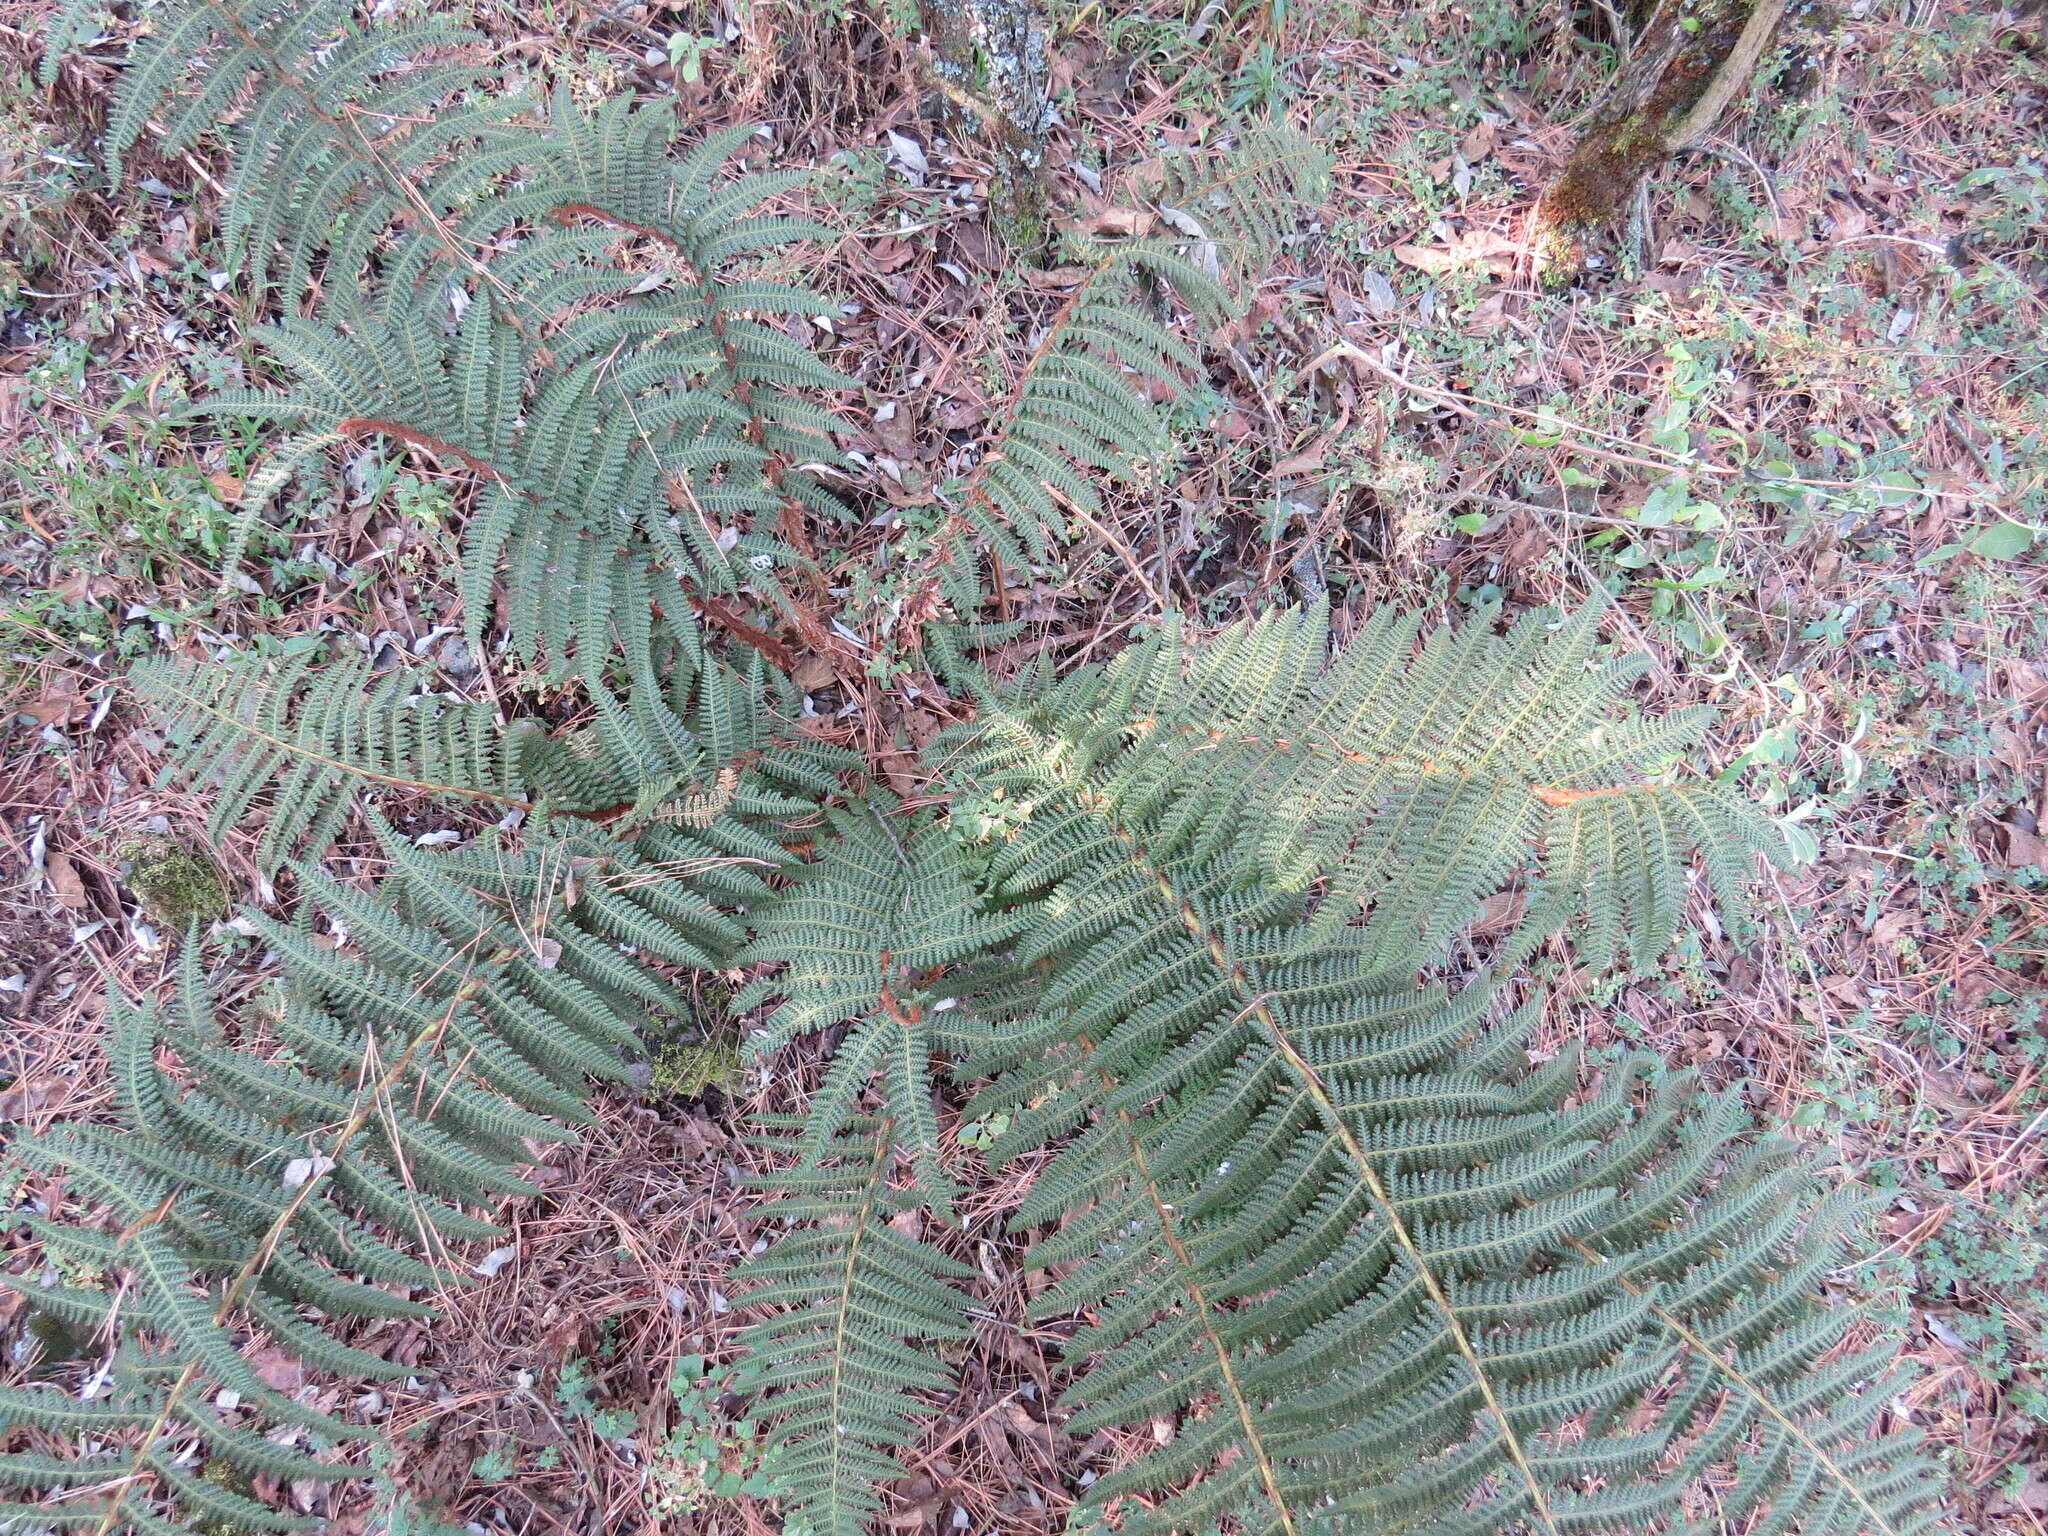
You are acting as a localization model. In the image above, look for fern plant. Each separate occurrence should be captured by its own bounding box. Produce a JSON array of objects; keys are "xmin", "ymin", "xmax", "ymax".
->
[{"xmin": 3, "ymin": 6, "xmax": 1945, "ymax": 1534}]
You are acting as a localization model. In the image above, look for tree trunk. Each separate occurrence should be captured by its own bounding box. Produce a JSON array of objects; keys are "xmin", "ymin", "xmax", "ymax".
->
[
  {"xmin": 1533, "ymin": 0, "xmax": 1790, "ymax": 281},
  {"xmin": 921, "ymin": 0, "xmax": 1051, "ymax": 257}
]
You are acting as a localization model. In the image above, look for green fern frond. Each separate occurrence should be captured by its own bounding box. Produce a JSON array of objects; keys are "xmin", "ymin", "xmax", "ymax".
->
[
  {"xmin": 1129, "ymin": 124, "xmax": 1334, "ymax": 303},
  {"xmin": 101, "ymin": 8, "xmax": 848, "ymax": 663},
  {"xmin": 722, "ymin": 801, "xmax": 1037, "ymax": 1520},
  {"xmin": 135, "ymin": 647, "xmax": 522, "ymax": 871},
  {"xmin": 901, "ymin": 132, "xmax": 1327, "ymax": 635},
  {"xmin": 968, "ymin": 599, "xmax": 1788, "ymax": 974},
  {"xmin": 34, "ymin": 0, "xmax": 105, "ymax": 85},
  {"xmin": 922, "ymin": 603, "xmax": 1936, "ymax": 1536},
  {"xmin": 136, "ymin": 621, "xmax": 854, "ymax": 876},
  {"xmin": 736, "ymin": 798, "xmax": 1023, "ymax": 1200},
  {"xmin": 0, "ymin": 770, "xmax": 791, "ymax": 1532},
  {"xmin": 734, "ymin": 1127, "xmax": 976, "ymax": 1536}
]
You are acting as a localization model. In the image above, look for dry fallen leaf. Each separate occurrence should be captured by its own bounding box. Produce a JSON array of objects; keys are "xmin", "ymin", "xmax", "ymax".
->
[
  {"xmin": 1392, "ymin": 230, "xmax": 1519, "ymax": 276},
  {"xmin": 1997, "ymin": 819, "xmax": 2048, "ymax": 873},
  {"xmin": 45, "ymin": 851, "xmax": 87, "ymax": 909},
  {"xmin": 881, "ymin": 1496, "xmax": 947, "ymax": 1530},
  {"xmin": 1466, "ymin": 290, "xmax": 1509, "ymax": 332},
  {"xmin": 1077, "ymin": 206, "xmax": 1156, "ymax": 239},
  {"xmin": 20, "ymin": 692, "xmax": 83, "ymax": 727},
  {"xmin": 1004, "ymin": 1403, "xmax": 1056, "ymax": 1443},
  {"xmin": 1392, "ymin": 243, "xmax": 1454, "ymax": 272},
  {"xmin": 249, "ymin": 1347, "xmax": 305, "ymax": 1393},
  {"xmin": 867, "ymin": 236, "xmax": 914, "ymax": 274}
]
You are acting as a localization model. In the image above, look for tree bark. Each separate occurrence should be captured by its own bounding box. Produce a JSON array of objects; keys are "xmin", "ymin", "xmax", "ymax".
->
[
  {"xmin": 1533, "ymin": 0, "xmax": 1790, "ymax": 280},
  {"xmin": 921, "ymin": 0, "xmax": 1052, "ymax": 256}
]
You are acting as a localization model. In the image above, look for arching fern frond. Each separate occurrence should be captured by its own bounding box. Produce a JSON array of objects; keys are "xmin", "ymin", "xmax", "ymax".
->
[
  {"xmin": 178, "ymin": 240, "xmax": 816, "ymax": 668},
  {"xmin": 135, "ymin": 647, "xmax": 524, "ymax": 872},
  {"xmin": 737, "ymin": 797, "xmax": 1024, "ymax": 1200},
  {"xmin": 134, "ymin": 621, "xmax": 853, "ymax": 873},
  {"xmin": 931, "ymin": 607, "xmax": 1938, "ymax": 1536},
  {"xmin": 902, "ymin": 130, "xmax": 1330, "ymax": 637},
  {"xmin": 6, "ymin": 610, "xmax": 853, "ymax": 1531},
  {"xmin": 727, "ymin": 799, "xmax": 1024, "ymax": 1515},
  {"xmin": 53, "ymin": 1, "xmax": 851, "ymax": 669},
  {"xmin": 0, "ymin": 793, "xmax": 790, "ymax": 1532}
]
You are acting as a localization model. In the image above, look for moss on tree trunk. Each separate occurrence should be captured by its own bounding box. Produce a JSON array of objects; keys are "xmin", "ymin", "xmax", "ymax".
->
[
  {"xmin": 1533, "ymin": 0, "xmax": 1790, "ymax": 280},
  {"xmin": 921, "ymin": 0, "xmax": 1051, "ymax": 256}
]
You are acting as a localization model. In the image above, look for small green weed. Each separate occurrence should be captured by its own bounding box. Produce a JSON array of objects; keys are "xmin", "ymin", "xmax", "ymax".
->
[{"xmin": 647, "ymin": 1353, "xmax": 795, "ymax": 1522}]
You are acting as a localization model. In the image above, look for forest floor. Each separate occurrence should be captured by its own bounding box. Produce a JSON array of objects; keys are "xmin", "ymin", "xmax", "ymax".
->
[{"xmin": 3, "ymin": 0, "xmax": 2047, "ymax": 1531}]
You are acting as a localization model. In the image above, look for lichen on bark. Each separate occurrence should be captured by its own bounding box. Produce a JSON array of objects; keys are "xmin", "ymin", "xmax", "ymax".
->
[
  {"xmin": 921, "ymin": 0, "xmax": 1052, "ymax": 255},
  {"xmin": 1533, "ymin": 0, "xmax": 1791, "ymax": 281}
]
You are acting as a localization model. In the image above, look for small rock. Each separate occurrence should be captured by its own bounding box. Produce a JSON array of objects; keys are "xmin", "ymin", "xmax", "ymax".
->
[{"xmin": 438, "ymin": 635, "xmax": 479, "ymax": 679}]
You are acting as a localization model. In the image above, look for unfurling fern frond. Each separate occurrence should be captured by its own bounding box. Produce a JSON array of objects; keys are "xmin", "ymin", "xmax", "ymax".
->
[{"xmin": 927, "ymin": 602, "xmax": 1937, "ymax": 1536}]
